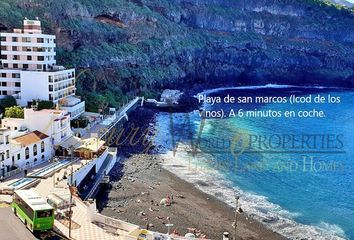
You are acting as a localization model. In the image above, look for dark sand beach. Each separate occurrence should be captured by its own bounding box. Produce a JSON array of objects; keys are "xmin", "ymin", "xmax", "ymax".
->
[{"xmin": 99, "ymin": 154, "xmax": 285, "ymax": 240}]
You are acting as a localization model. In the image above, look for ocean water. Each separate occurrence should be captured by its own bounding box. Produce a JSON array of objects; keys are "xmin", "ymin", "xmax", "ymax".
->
[{"xmin": 152, "ymin": 86, "xmax": 354, "ymax": 240}]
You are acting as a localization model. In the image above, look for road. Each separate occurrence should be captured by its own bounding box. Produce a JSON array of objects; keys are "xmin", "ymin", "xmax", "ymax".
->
[{"xmin": 0, "ymin": 207, "xmax": 37, "ymax": 240}]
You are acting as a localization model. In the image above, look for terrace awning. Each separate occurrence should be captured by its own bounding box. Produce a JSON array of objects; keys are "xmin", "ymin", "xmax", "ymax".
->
[
  {"xmin": 77, "ymin": 138, "xmax": 105, "ymax": 152},
  {"xmin": 47, "ymin": 193, "xmax": 70, "ymax": 210}
]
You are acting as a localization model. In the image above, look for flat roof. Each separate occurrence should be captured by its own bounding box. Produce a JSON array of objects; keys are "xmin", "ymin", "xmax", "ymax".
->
[
  {"xmin": 12, "ymin": 130, "xmax": 48, "ymax": 146},
  {"xmin": 78, "ymin": 138, "xmax": 106, "ymax": 152},
  {"xmin": 58, "ymin": 135, "xmax": 82, "ymax": 149},
  {"xmin": 14, "ymin": 189, "xmax": 53, "ymax": 211}
]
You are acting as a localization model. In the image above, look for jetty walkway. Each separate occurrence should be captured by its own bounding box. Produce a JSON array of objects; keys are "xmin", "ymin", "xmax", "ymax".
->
[{"xmin": 83, "ymin": 97, "xmax": 142, "ymax": 141}]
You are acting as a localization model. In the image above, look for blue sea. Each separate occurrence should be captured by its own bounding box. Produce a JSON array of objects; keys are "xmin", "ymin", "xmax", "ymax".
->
[{"xmin": 152, "ymin": 86, "xmax": 354, "ymax": 240}]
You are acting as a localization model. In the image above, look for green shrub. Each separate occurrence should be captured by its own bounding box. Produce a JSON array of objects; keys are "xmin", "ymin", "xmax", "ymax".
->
[{"xmin": 5, "ymin": 106, "xmax": 24, "ymax": 119}]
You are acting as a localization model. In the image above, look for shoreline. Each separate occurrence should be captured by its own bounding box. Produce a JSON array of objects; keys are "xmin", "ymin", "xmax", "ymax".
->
[
  {"xmin": 98, "ymin": 154, "xmax": 285, "ymax": 239},
  {"xmin": 160, "ymin": 147, "xmax": 347, "ymax": 240},
  {"xmin": 97, "ymin": 87, "xmax": 349, "ymax": 239}
]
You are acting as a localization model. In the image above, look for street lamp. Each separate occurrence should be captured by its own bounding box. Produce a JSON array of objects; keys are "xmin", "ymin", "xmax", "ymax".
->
[
  {"xmin": 165, "ymin": 217, "xmax": 173, "ymax": 236},
  {"xmin": 68, "ymin": 145, "xmax": 74, "ymax": 238},
  {"xmin": 234, "ymin": 195, "xmax": 240, "ymax": 240}
]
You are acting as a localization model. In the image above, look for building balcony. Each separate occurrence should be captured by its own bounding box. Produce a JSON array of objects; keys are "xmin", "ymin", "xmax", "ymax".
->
[{"xmin": 60, "ymin": 96, "xmax": 85, "ymax": 120}]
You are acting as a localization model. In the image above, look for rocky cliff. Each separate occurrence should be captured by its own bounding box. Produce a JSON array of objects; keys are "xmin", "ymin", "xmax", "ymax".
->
[{"xmin": 0, "ymin": 0, "xmax": 354, "ymax": 111}]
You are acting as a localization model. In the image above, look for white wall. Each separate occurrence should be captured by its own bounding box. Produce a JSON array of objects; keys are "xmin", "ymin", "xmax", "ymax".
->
[
  {"xmin": 19, "ymin": 71, "xmax": 50, "ymax": 106},
  {"xmin": 60, "ymin": 100, "xmax": 85, "ymax": 119},
  {"xmin": 23, "ymin": 109, "xmax": 72, "ymax": 145},
  {"xmin": 11, "ymin": 137, "xmax": 52, "ymax": 169},
  {"xmin": 2, "ymin": 109, "xmax": 73, "ymax": 146},
  {"xmin": 69, "ymin": 148, "xmax": 108, "ymax": 187}
]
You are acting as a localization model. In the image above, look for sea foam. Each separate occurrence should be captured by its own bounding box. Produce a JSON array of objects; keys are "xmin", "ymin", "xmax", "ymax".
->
[{"xmin": 160, "ymin": 144, "xmax": 347, "ymax": 240}]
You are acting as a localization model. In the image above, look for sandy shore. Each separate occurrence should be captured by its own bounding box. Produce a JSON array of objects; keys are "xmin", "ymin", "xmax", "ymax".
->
[{"xmin": 99, "ymin": 154, "xmax": 285, "ymax": 239}]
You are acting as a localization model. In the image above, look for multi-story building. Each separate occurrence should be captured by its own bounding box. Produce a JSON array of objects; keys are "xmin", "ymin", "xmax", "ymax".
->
[
  {"xmin": 0, "ymin": 128, "xmax": 12, "ymax": 175},
  {"xmin": 0, "ymin": 107, "xmax": 74, "ymax": 176},
  {"xmin": 10, "ymin": 130, "xmax": 52, "ymax": 171},
  {"xmin": 2, "ymin": 108, "xmax": 73, "ymax": 146},
  {"xmin": 0, "ymin": 127, "xmax": 52, "ymax": 177},
  {"xmin": 0, "ymin": 18, "xmax": 84, "ymax": 119}
]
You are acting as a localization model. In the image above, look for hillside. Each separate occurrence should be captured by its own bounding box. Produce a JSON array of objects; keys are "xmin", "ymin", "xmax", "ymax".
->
[{"xmin": 0, "ymin": 0, "xmax": 354, "ymax": 111}]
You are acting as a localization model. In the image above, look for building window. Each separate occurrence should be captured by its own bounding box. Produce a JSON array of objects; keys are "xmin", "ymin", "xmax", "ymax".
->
[
  {"xmin": 15, "ymin": 82, "xmax": 20, "ymax": 87},
  {"xmin": 5, "ymin": 135, "xmax": 9, "ymax": 144},
  {"xmin": 13, "ymin": 64, "xmax": 18, "ymax": 68},
  {"xmin": 2, "ymin": 82, "xmax": 7, "ymax": 86},
  {"xmin": 37, "ymin": 38, "xmax": 44, "ymax": 43},
  {"xmin": 6, "ymin": 150, "xmax": 9, "ymax": 159},
  {"xmin": 1, "ymin": 46, "xmax": 6, "ymax": 51},
  {"xmin": 12, "ymin": 37, "xmax": 17, "ymax": 42},
  {"xmin": 2, "ymin": 91, "xmax": 7, "ymax": 95},
  {"xmin": 27, "ymin": 56, "xmax": 32, "ymax": 61},
  {"xmin": 3, "ymin": 63, "xmax": 8, "ymax": 68},
  {"xmin": 1, "ymin": 73, "xmax": 6, "ymax": 78},
  {"xmin": 13, "ymin": 55, "xmax": 19, "ymax": 60},
  {"xmin": 34, "ymin": 158, "xmax": 37, "ymax": 163},
  {"xmin": 22, "ymin": 37, "xmax": 31, "ymax": 43},
  {"xmin": 12, "ymin": 73, "xmax": 19, "ymax": 78},
  {"xmin": 37, "ymin": 64, "xmax": 42, "ymax": 70},
  {"xmin": 1, "ymin": 55, "xmax": 7, "ymax": 60},
  {"xmin": 23, "ymin": 64, "xmax": 28, "ymax": 69},
  {"xmin": 41, "ymin": 155, "xmax": 44, "ymax": 160},
  {"xmin": 0, "ymin": 36, "xmax": 6, "ymax": 41},
  {"xmin": 41, "ymin": 141, "xmax": 45, "ymax": 153},
  {"xmin": 25, "ymin": 147, "xmax": 29, "ymax": 159},
  {"xmin": 33, "ymin": 144, "xmax": 37, "ymax": 156},
  {"xmin": 17, "ymin": 153, "xmax": 20, "ymax": 160},
  {"xmin": 12, "ymin": 46, "xmax": 17, "ymax": 51},
  {"xmin": 37, "ymin": 56, "xmax": 44, "ymax": 61}
]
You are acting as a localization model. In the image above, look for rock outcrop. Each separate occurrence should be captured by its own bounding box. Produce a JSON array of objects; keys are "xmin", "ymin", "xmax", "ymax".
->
[{"xmin": 0, "ymin": 0, "xmax": 353, "ymax": 111}]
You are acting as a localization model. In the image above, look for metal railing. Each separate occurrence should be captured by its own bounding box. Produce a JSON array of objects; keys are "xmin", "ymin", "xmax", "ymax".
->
[{"xmin": 3, "ymin": 167, "xmax": 22, "ymax": 179}]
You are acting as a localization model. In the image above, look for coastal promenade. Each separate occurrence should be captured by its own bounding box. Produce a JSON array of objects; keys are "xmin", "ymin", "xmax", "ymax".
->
[{"xmin": 83, "ymin": 97, "xmax": 141, "ymax": 141}]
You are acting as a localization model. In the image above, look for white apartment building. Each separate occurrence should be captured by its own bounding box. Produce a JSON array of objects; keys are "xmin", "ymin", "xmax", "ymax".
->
[
  {"xmin": 0, "ymin": 19, "xmax": 84, "ymax": 119},
  {"xmin": 0, "ymin": 127, "xmax": 52, "ymax": 177},
  {"xmin": 59, "ymin": 95, "xmax": 86, "ymax": 120},
  {"xmin": 0, "ymin": 128, "xmax": 12, "ymax": 175},
  {"xmin": 10, "ymin": 130, "xmax": 52, "ymax": 170},
  {"xmin": 2, "ymin": 108, "xmax": 73, "ymax": 146}
]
